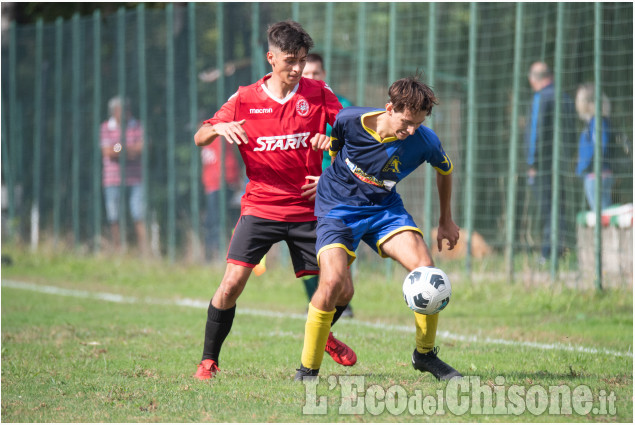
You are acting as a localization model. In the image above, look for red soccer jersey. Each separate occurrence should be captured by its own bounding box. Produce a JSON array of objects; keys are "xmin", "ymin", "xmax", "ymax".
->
[{"xmin": 204, "ymin": 74, "xmax": 342, "ymax": 222}]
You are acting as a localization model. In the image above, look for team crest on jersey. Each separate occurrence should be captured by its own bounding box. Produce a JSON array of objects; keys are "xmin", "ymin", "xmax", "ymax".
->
[
  {"xmin": 382, "ymin": 155, "xmax": 402, "ymax": 173},
  {"xmin": 295, "ymin": 99, "xmax": 310, "ymax": 117}
]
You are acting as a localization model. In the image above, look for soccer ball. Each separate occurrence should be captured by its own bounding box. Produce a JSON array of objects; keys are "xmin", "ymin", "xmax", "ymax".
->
[{"xmin": 402, "ymin": 266, "xmax": 451, "ymax": 315}]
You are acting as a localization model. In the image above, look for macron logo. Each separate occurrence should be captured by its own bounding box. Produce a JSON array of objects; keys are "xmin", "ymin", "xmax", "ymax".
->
[
  {"xmin": 254, "ymin": 132, "xmax": 311, "ymax": 152},
  {"xmin": 250, "ymin": 108, "xmax": 273, "ymax": 114}
]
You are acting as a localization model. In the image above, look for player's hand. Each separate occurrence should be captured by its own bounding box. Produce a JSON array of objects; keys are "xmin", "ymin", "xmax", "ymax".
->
[
  {"xmin": 301, "ymin": 175, "xmax": 320, "ymax": 201},
  {"xmin": 437, "ymin": 218, "xmax": 460, "ymax": 251},
  {"xmin": 310, "ymin": 133, "xmax": 330, "ymax": 151},
  {"xmin": 214, "ymin": 119, "xmax": 248, "ymax": 145}
]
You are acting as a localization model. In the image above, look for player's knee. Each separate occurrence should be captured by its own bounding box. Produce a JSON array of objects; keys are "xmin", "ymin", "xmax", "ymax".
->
[
  {"xmin": 338, "ymin": 285, "xmax": 354, "ymax": 305},
  {"xmin": 218, "ymin": 276, "xmax": 247, "ymax": 301},
  {"xmin": 317, "ymin": 275, "xmax": 344, "ymax": 301}
]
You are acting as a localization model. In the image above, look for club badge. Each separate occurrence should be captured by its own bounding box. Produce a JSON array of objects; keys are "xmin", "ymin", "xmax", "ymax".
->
[{"xmin": 296, "ymin": 99, "xmax": 309, "ymax": 117}]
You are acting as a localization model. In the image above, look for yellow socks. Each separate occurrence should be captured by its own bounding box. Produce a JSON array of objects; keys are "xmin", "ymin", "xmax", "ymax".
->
[
  {"xmin": 300, "ymin": 303, "xmax": 336, "ymax": 370},
  {"xmin": 414, "ymin": 312, "xmax": 439, "ymax": 354}
]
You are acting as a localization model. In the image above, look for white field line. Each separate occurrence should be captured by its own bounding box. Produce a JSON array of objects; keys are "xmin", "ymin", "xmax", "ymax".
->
[{"xmin": 2, "ymin": 279, "xmax": 632, "ymax": 359}]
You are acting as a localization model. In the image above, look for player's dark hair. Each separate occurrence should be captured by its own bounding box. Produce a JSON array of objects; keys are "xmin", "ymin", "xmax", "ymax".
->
[
  {"xmin": 306, "ymin": 53, "xmax": 324, "ymax": 67},
  {"xmin": 388, "ymin": 76, "xmax": 438, "ymax": 116},
  {"xmin": 267, "ymin": 20, "xmax": 314, "ymax": 55}
]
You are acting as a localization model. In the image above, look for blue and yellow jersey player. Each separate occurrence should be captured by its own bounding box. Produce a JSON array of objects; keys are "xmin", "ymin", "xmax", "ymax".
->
[
  {"xmin": 296, "ymin": 76, "xmax": 462, "ymax": 382},
  {"xmin": 301, "ymin": 53, "xmax": 355, "ymax": 321}
]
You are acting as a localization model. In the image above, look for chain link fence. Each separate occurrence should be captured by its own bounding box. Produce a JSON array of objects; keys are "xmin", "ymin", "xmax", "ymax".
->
[{"xmin": 1, "ymin": 3, "xmax": 632, "ymax": 286}]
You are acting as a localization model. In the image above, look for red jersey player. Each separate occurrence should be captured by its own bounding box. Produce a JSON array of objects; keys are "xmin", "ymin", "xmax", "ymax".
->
[{"xmin": 193, "ymin": 20, "xmax": 356, "ymax": 380}]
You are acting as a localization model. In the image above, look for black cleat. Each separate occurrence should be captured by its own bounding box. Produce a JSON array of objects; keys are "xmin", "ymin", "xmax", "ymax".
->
[
  {"xmin": 412, "ymin": 347, "xmax": 462, "ymax": 381},
  {"xmin": 294, "ymin": 365, "xmax": 319, "ymax": 381}
]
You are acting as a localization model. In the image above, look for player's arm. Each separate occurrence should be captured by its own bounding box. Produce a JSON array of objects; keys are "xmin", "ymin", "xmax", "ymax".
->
[
  {"xmin": 428, "ymin": 141, "xmax": 458, "ymax": 251},
  {"xmin": 309, "ymin": 133, "xmax": 330, "ymax": 151},
  {"xmin": 322, "ymin": 82, "xmax": 343, "ymax": 124},
  {"xmin": 301, "ymin": 176, "xmax": 319, "ymax": 201},
  {"xmin": 194, "ymin": 93, "xmax": 247, "ymax": 147},
  {"xmin": 327, "ymin": 112, "xmax": 346, "ymax": 158},
  {"xmin": 309, "ymin": 84, "xmax": 343, "ymax": 152},
  {"xmin": 195, "ymin": 120, "xmax": 247, "ymax": 146},
  {"xmin": 435, "ymin": 171, "xmax": 459, "ymax": 252}
]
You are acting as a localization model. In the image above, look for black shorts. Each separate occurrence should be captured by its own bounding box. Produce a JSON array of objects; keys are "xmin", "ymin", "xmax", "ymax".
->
[{"xmin": 227, "ymin": 215, "xmax": 319, "ymax": 277}]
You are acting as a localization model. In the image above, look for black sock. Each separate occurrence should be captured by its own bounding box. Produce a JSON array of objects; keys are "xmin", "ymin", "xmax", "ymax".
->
[
  {"xmin": 331, "ymin": 304, "xmax": 349, "ymax": 326},
  {"xmin": 202, "ymin": 304, "xmax": 236, "ymax": 364}
]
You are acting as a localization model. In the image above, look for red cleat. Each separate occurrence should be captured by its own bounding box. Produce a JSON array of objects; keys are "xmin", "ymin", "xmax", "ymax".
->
[
  {"xmin": 325, "ymin": 332, "xmax": 357, "ymax": 366},
  {"xmin": 193, "ymin": 359, "xmax": 219, "ymax": 380}
]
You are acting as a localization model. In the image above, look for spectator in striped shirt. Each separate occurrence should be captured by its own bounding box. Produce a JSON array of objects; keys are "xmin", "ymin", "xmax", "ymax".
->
[{"xmin": 100, "ymin": 96, "xmax": 146, "ymax": 253}]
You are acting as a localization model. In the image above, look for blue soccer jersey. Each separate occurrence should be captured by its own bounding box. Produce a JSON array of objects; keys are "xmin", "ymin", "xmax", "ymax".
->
[{"xmin": 315, "ymin": 106, "xmax": 453, "ymax": 218}]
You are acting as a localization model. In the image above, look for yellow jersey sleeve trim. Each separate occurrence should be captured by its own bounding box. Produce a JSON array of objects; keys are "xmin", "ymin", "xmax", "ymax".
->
[
  {"xmin": 433, "ymin": 165, "xmax": 453, "ymax": 175},
  {"xmin": 432, "ymin": 154, "xmax": 454, "ymax": 176},
  {"xmin": 317, "ymin": 244, "xmax": 357, "ymax": 267},
  {"xmin": 361, "ymin": 111, "xmax": 398, "ymax": 144},
  {"xmin": 433, "ymin": 154, "xmax": 453, "ymax": 175},
  {"xmin": 376, "ymin": 226, "xmax": 423, "ymax": 257},
  {"xmin": 329, "ymin": 136, "xmax": 340, "ymax": 157}
]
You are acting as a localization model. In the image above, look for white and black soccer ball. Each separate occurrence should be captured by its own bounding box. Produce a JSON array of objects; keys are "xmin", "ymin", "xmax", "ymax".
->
[{"xmin": 402, "ymin": 266, "xmax": 452, "ymax": 315}]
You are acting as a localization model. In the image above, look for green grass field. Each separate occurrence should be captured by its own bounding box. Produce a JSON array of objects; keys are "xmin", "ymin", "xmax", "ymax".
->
[{"xmin": 1, "ymin": 247, "xmax": 632, "ymax": 422}]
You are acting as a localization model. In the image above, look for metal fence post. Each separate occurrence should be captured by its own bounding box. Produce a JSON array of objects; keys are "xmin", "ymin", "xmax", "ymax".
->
[
  {"xmin": 388, "ymin": 3, "xmax": 397, "ymax": 85},
  {"xmin": 7, "ymin": 22, "xmax": 17, "ymax": 239},
  {"xmin": 465, "ymin": 3, "xmax": 478, "ymax": 279},
  {"xmin": 292, "ymin": 3, "xmax": 299, "ymax": 22},
  {"xmin": 92, "ymin": 11, "xmax": 102, "ymax": 252},
  {"xmin": 166, "ymin": 4, "xmax": 176, "ymax": 262},
  {"xmin": 117, "ymin": 7, "xmax": 128, "ymax": 251},
  {"xmin": 54, "ymin": 17, "xmax": 64, "ymax": 246},
  {"xmin": 188, "ymin": 3, "xmax": 201, "ymax": 261},
  {"xmin": 549, "ymin": 3, "xmax": 565, "ymax": 280},
  {"xmin": 593, "ymin": 3, "xmax": 604, "ymax": 291},
  {"xmin": 1, "ymin": 100, "xmax": 14, "ymax": 240},
  {"xmin": 251, "ymin": 3, "xmax": 260, "ymax": 83},
  {"xmin": 216, "ymin": 2, "xmax": 227, "ymax": 257},
  {"xmin": 355, "ymin": 3, "xmax": 367, "ymax": 106},
  {"xmin": 423, "ymin": 2, "xmax": 437, "ymax": 247},
  {"xmin": 324, "ymin": 3, "xmax": 334, "ymax": 78},
  {"xmin": 137, "ymin": 4, "xmax": 149, "ymax": 255},
  {"xmin": 505, "ymin": 3, "xmax": 524, "ymax": 281},
  {"xmin": 32, "ymin": 18, "xmax": 43, "ymax": 252}
]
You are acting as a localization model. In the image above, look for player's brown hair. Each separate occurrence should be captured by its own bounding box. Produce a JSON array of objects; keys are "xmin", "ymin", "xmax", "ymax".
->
[
  {"xmin": 388, "ymin": 76, "xmax": 438, "ymax": 116},
  {"xmin": 267, "ymin": 20, "xmax": 314, "ymax": 55}
]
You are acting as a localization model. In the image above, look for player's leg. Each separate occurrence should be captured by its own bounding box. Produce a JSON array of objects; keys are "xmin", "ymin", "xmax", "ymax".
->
[
  {"xmin": 380, "ymin": 230, "xmax": 438, "ymax": 350},
  {"xmin": 297, "ymin": 247, "xmax": 352, "ymax": 379},
  {"xmin": 323, "ymin": 270, "xmax": 356, "ymax": 366},
  {"xmin": 303, "ymin": 276, "xmax": 353, "ymax": 318},
  {"xmin": 380, "ymin": 229, "xmax": 461, "ymax": 381},
  {"xmin": 194, "ymin": 215, "xmax": 278, "ymax": 380},
  {"xmin": 195, "ymin": 262, "xmax": 252, "ymax": 380},
  {"xmin": 286, "ymin": 221, "xmax": 356, "ymax": 367},
  {"xmin": 380, "ymin": 228, "xmax": 434, "ymax": 270},
  {"xmin": 302, "ymin": 275, "xmax": 318, "ymax": 300}
]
